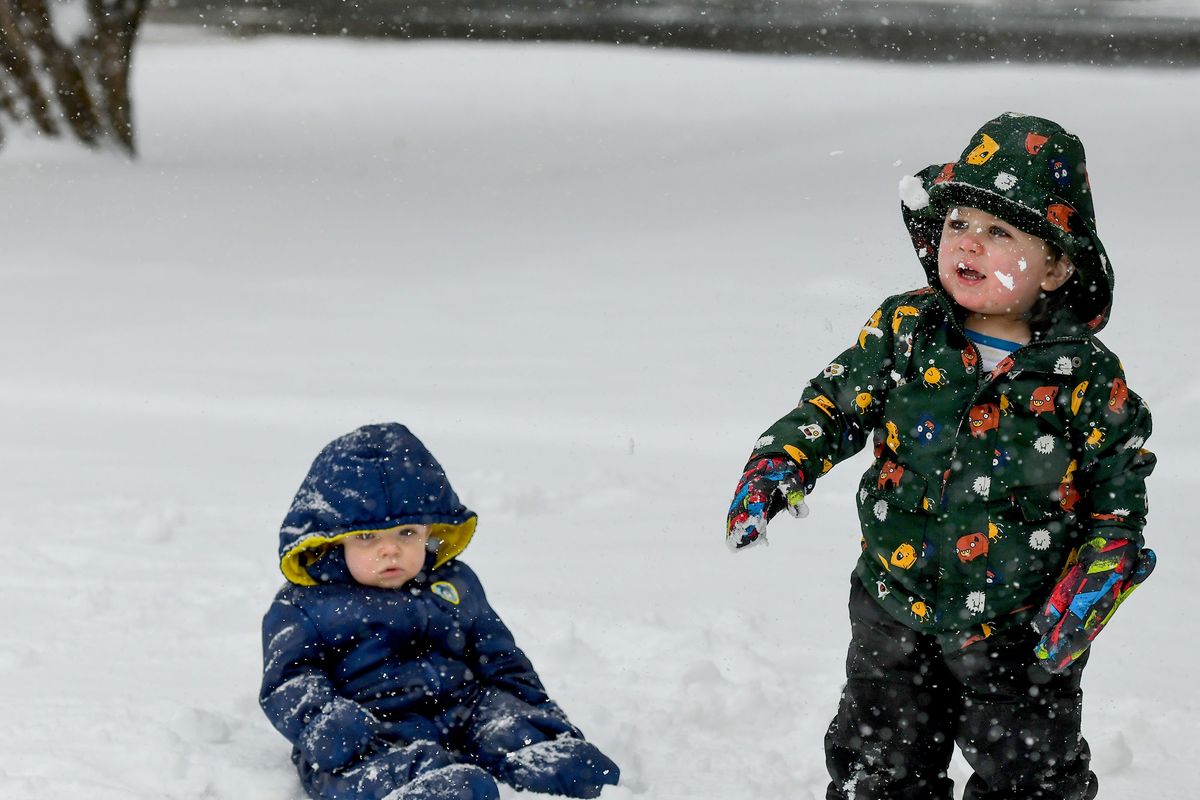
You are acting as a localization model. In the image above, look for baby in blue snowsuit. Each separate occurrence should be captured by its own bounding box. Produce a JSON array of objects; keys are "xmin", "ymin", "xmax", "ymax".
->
[{"xmin": 260, "ymin": 423, "xmax": 620, "ymax": 800}]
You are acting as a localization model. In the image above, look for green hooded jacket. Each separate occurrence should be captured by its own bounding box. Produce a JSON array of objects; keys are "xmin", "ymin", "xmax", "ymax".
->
[{"xmin": 751, "ymin": 113, "xmax": 1154, "ymax": 644}]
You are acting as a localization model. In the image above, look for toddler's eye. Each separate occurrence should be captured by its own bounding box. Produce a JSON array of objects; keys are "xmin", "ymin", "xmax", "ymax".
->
[
  {"xmin": 356, "ymin": 533, "xmax": 377, "ymax": 541},
  {"xmin": 989, "ymin": 226, "xmax": 1010, "ymax": 238},
  {"xmin": 947, "ymin": 219, "xmax": 967, "ymax": 231}
]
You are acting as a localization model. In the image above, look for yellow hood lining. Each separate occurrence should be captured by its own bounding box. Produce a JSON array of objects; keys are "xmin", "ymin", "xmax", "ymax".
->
[{"xmin": 280, "ymin": 516, "xmax": 477, "ymax": 586}]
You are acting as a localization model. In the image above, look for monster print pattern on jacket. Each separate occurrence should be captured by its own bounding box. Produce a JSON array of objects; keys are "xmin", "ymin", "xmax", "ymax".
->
[{"xmin": 750, "ymin": 114, "xmax": 1154, "ymax": 640}]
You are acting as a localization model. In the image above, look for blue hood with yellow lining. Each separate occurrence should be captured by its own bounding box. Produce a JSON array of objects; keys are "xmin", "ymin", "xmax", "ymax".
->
[{"xmin": 278, "ymin": 423, "xmax": 477, "ymax": 586}]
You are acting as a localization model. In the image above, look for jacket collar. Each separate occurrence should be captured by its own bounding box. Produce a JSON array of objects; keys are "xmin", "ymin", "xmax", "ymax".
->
[{"xmin": 927, "ymin": 289, "xmax": 1094, "ymax": 377}]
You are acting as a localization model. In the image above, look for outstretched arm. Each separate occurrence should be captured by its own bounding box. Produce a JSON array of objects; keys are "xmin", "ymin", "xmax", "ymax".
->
[{"xmin": 727, "ymin": 295, "xmax": 917, "ymax": 549}]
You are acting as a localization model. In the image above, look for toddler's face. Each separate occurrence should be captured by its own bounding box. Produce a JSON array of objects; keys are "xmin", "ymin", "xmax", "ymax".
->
[
  {"xmin": 936, "ymin": 206, "xmax": 1073, "ymax": 324},
  {"xmin": 343, "ymin": 524, "xmax": 431, "ymax": 588}
]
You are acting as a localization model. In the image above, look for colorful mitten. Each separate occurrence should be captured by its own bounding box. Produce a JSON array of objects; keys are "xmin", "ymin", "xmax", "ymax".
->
[
  {"xmin": 726, "ymin": 456, "xmax": 808, "ymax": 551},
  {"xmin": 1032, "ymin": 538, "xmax": 1156, "ymax": 673}
]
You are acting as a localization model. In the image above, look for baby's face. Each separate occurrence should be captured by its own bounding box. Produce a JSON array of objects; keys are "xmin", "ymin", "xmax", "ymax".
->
[
  {"xmin": 936, "ymin": 206, "xmax": 1072, "ymax": 323},
  {"xmin": 343, "ymin": 524, "xmax": 431, "ymax": 589}
]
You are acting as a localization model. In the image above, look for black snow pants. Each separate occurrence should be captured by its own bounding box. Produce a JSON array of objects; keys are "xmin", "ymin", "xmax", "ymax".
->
[{"xmin": 825, "ymin": 578, "xmax": 1098, "ymax": 800}]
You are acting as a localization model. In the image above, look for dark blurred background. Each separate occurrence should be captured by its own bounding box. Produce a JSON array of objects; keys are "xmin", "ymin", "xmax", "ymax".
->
[{"xmin": 148, "ymin": 0, "xmax": 1200, "ymax": 65}]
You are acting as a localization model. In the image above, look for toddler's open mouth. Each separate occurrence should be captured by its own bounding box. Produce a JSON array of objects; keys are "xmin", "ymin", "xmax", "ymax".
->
[{"xmin": 957, "ymin": 263, "xmax": 985, "ymax": 282}]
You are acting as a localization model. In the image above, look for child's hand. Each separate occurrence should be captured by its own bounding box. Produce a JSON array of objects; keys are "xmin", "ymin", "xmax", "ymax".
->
[
  {"xmin": 726, "ymin": 456, "xmax": 808, "ymax": 551},
  {"xmin": 1032, "ymin": 539, "xmax": 1156, "ymax": 673}
]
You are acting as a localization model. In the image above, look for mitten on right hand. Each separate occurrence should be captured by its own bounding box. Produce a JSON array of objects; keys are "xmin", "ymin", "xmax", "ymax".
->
[
  {"xmin": 298, "ymin": 697, "xmax": 379, "ymax": 772},
  {"xmin": 725, "ymin": 455, "xmax": 808, "ymax": 552}
]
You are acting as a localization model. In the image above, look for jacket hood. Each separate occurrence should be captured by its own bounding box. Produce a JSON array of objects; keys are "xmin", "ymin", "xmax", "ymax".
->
[
  {"xmin": 900, "ymin": 112, "xmax": 1115, "ymax": 332},
  {"xmin": 278, "ymin": 423, "xmax": 477, "ymax": 586}
]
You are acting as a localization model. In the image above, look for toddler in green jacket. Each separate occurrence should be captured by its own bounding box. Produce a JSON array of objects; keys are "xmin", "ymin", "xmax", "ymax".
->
[{"xmin": 726, "ymin": 113, "xmax": 1155, "ymax": 800}]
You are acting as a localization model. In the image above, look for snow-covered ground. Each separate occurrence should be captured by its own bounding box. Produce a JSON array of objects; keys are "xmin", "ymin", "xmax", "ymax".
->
[{"xmin": 2, "ymin": 29, "xmax": 1197, "ymax": 798}]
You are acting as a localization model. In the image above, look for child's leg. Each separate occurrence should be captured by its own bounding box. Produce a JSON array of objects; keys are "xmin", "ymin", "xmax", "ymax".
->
[
  {"xmin": 459, "ymin": 689, "xmax": 620, "ymax": 798},
  {"xmin": 299, "ymin": 739, "xmax": 499, "ymax": 800},
  {"xmin": 824, "ymin": 578, "xmax": 958, "ymax": 800},
  {"xmin": 945, "ymin": 626, "xmax": 1097, "ymax": 800}
]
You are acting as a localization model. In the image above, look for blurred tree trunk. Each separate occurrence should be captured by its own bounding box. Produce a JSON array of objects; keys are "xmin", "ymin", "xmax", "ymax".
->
[{"xmin": 0, "ymin": 0, "xmax": 148, "ymax": 153}]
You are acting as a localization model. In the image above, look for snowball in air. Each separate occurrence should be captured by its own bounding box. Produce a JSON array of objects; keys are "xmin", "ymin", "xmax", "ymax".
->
[{"xmin": 899, "ymin": 175, "xmax": 930, "ymax": 210}]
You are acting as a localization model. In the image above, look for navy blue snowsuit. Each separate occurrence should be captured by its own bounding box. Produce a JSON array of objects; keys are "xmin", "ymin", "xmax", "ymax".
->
[{"xmin": 260, "ymin": 424, "xmax": 620, "ymax": 800}]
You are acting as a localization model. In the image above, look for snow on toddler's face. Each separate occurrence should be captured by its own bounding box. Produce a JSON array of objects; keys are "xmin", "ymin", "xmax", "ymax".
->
[{"xmin": 935, "ymin": 206, "xmax": 1073, "ymax": 330}]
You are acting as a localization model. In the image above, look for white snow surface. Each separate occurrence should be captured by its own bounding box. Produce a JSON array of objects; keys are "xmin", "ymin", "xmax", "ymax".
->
[{"xmin": 2, "ymin": 28, "xmax": 1197, "ymax": 799}]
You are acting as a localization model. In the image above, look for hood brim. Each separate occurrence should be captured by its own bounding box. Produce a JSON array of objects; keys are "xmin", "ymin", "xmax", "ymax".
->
[
  {"xmin": 902, "ymin": 164, "xmax": 1114, "ymax": 332},
  {"xmin": 280, "ymin": 515, "xmax": 477, "ymax": 586}
]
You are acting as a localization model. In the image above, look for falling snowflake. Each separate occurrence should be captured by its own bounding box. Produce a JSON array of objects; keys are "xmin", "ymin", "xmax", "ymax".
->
[
  {"xmin": 1054, "ymin": 356, "xmax": 1074, "ymax": 375},
  {"xmin": 1034, "ymin": 435, "xmax": 1055, "ymax": 454},
  {"xmin": 966, "ymin": 591, "xmax": 986, "ymax": 614},
  {"xmin": 994, "ymin": 172, "xmax": 1018, "ymax": 191},
  {"xmin": 755, "ymin": 435, "xmax": 775, "ymax": 449},
  {"xmin": 874, "ymin": 500, "xmax": 888, "ymax": 521},
  {"xmin": 1029, "ymin": 529, "xmax": 1052, "ymax": 551},
  {"xmin": 972, "ymin": 476, "xmax": 991, "ymax": 496}
]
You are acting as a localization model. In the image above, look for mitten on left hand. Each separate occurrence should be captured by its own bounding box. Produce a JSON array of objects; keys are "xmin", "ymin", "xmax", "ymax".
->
[
  {"xmin": 528, "ymin": 700, "xmax": 584, "ymax": 740},
  {"xmin": 501, "ymin": 738, "xmax": 620, "ymax": 799},
  {"xmin": 1032, "ymin": 538, "xmax": 1156, "ymax": 673}
]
